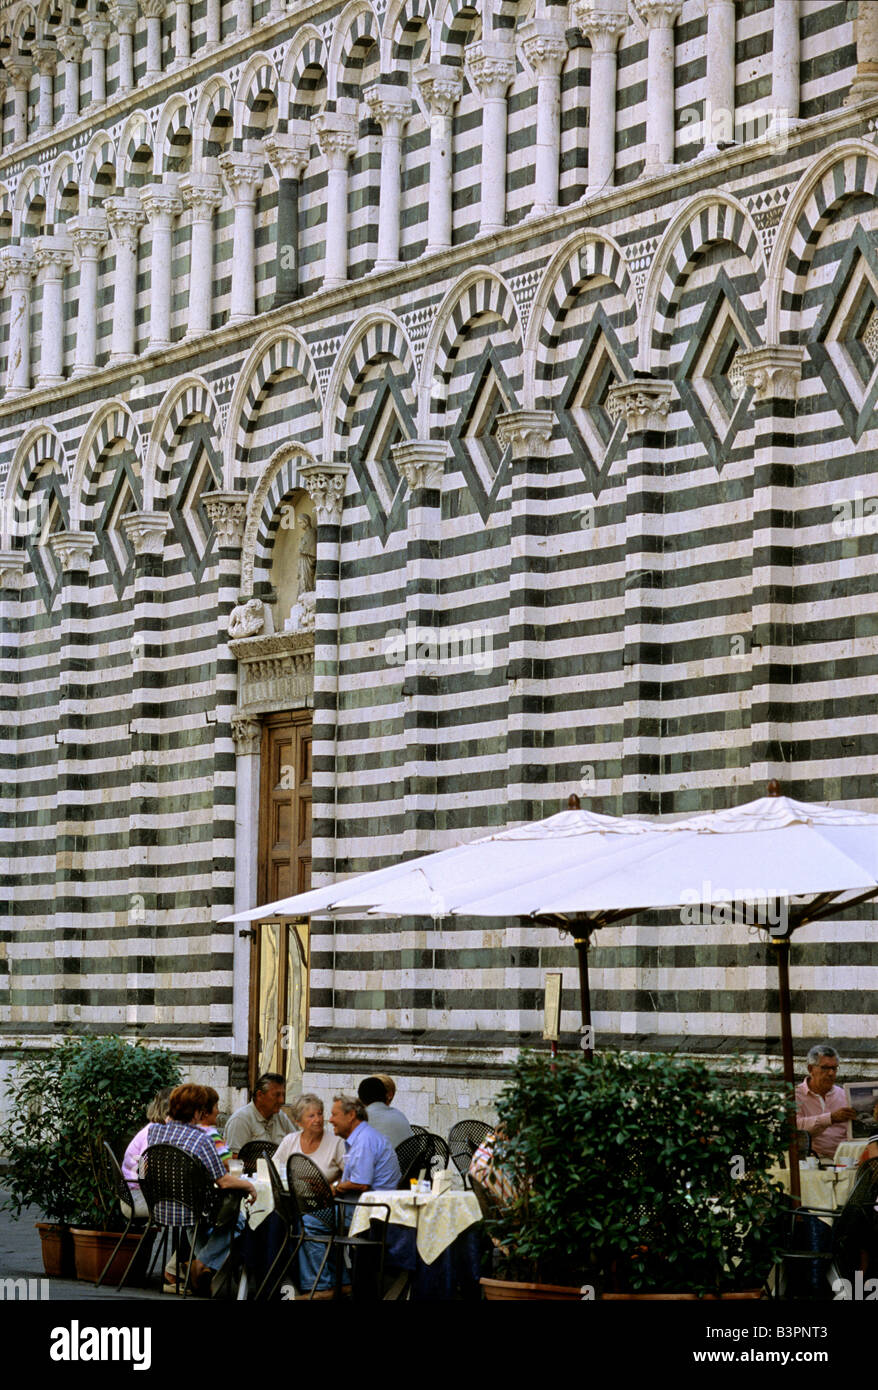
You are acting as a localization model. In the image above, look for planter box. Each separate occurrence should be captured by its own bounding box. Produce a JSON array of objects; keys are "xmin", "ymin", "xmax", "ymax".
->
[
  {"xmin": 481, "ymin": 1277, "xmax": 583, "ymax": 1301},
  {"xmin": 70, "ymin": 1228, "xmax": 143, "ymax": 1285},
  {"xmin": 36, "ymin": 1222, "xmax": 75, "ymax": 1279}
]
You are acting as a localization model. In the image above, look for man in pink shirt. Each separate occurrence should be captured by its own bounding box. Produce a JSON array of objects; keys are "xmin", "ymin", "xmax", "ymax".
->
[{"xmin": 795, "ymin": 1045, "xmax": 856, "ymax": 1160}]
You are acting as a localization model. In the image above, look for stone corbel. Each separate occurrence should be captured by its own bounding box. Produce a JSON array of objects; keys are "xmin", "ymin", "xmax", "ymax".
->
[
  {"xmin": 391, "ymin": 440, "xmax": 447, "ymax": 491},
  {"xmin": 606, "ymin": 378, "xmax": 673, "ymax": 434},
  {"xmin": 231, "ymin": 715, "xmax": 261, "ymax": 755},
  {"xmin": 49, "ymin": 530, "xmax": 95, "ymax": 571},
  {"xmin": 496, "ymin": 409, "xmax": 555, "ymax": 460},
  {"xmin": 298, "ymin": 464, "xmax": 348, "ymax": 525},
  {"xmin": 204, "ymin": 490, "xmax": 248, "ymax": 547},
  {"xmin": 737, "ymin": 346, "xmax": 805, "ymax": 403},
  {"xmin": 121, "ymin": 511, "xmax": 171, "ymax": 556}
]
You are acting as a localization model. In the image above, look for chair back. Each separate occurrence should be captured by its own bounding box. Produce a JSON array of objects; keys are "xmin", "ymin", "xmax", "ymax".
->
[
  {"xmin": 469, "ymin": 1174, "xmax": 504, "ymax": 1223},
  {"xmin": 102, "ymin": 1140, "xmax": 137, "ymax": 1213},
  {"xmin": 237, "ymin": 1139, "xmax": 278, "ymax": 1175},
  {"xmin": 448, "ymin": 1120, "xmax": 493, "ymax": 1177},
  {"xmin": 265, "ymin": 1155, "xmax": 302, "ymax": 1235},
  {"xmin": 395, "ymin": 1133, "xmax": 448, "ymax": 1187},
  {"xmin": 287, "ymin": 1154, "xmax": 336, "ymax": 1227},
  {"xmin": 139, "ymin": 1143, "xmax": 219, "ymax": 1229}
]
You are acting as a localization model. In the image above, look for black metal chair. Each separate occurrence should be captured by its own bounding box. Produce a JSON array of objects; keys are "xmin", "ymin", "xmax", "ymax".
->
[
  {"xmin": 411, "ymin": 1125, "xmax": 430, "ymax": 1135},
  {"xmin": 237, "ymin": 1139, "xmax": 278, "ymax": 1175},
  {"xmin": 286, "ymin": 1154, "xmax": 391, "ymax": 1300},
  {"xmin": 95, "ymin": 1141, "xmax": 148, "ymax": 1288},
  {"xmin": 772, "ymin": 1203, "xmax": 839, "ymax": 1300},
  {"xmin": 395, "ymin": 1132, "xmax": 448, "ymax": 1187},
  {"xmin": 448, "ymin": 1119, "xmax": 494, "ymax": 1185},
  {"xmin": 120, "ymin": 1143, "xmax": 220, "ymax": 1298},
  {"xmin": 253, "ymin": 1155, "xmax": 306, "ymax": 1301}
]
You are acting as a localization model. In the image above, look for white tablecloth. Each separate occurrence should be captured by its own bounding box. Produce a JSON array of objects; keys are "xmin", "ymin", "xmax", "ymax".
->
[
  {"xmin": 347, "ymin": 1189, "xmax": 482, "ymax": 1265},
  {"xmin": 770, "ymin": 1164, "xmax": 857, "ymax": 1211},
  {"xmin": 245, "ymin": 1176, "xmax": 274, "ymax": 1231}
]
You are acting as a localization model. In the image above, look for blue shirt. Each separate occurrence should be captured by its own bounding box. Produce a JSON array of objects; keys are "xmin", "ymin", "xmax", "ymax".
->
[{"xmin": 342, "ymin": 1121, "xmax": 401, "ymax": 1190}]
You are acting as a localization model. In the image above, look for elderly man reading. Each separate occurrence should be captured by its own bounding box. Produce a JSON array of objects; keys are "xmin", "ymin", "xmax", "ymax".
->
[{"xmin": 796, "ymin": 1044, "xmax": 857, "ymax": 1161}]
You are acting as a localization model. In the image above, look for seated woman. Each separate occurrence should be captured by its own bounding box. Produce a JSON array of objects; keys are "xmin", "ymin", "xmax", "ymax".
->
[
  {"xmin": 831, "ymin": 1155, "xmax": 878, "ymax": 1288},
  {"xmin": 274, "ymin": 1093, "xmax": 345, "ymax": 1297},
  {"xmin": 144, "ymin": 1083, "xmax": 256, "ymax": 1293},
  {"xmin": 122, "ymin": 1086, "xmax": 174, "ymax": 1219}
]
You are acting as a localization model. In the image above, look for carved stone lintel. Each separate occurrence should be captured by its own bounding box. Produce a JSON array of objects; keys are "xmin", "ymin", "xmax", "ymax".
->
[
  {"xmin": 737, "ymin": 345, "xmax": 805, "ymax": 403},
  {"xmin": 230, "ymin": 630, "xmax": 315, "ymax": 717},
  {"xmin": 495, "ymin": 409, "xmax": 555, "ymax": 460},
  {"xmin": 299, "ymin": 464, "xmax": 348, "ymax": 525},
  {"xmin": 203, "ymin": 490, "xmax": 247, "ymax": 546},
  {"xmin": 606, "ymin": 378, "xmax": 673, "ymax": 433},
  {"xmin": 231, "ymin": 715, "xmax": 261, "ymax": 755},
  {"xmin": 121, "ymin": 510, "xmax": 171, "ymax": 556},
  {"xmin": 49, "ymin": 530, "xmax": 94, "ymax": 571},
  {"xmin": 0, "ymin": 549, "xmax": 27, "ymax": 588},
  {"xmin": 391, "ymin": 440, "xmax": 447, "ymax": 491}
]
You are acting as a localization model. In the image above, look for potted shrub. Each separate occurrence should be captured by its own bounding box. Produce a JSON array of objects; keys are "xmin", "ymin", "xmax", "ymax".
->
[
  {"xmin": 1, "ymin": 1036, "xmax": 180, "ymax": 1282},
  {"xmin": 480, "ymin": 1050, "xmax": 790, "ymax": 1301}
]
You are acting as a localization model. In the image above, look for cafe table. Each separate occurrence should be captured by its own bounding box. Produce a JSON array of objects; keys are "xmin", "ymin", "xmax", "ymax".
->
[
  {"xmin": 770, "ymin": 1162, "xmax": 858, "ymax": 1213},
  {"xmin": 348, "ymin": 1186, "xmax": 484, "ymax": 1301}
]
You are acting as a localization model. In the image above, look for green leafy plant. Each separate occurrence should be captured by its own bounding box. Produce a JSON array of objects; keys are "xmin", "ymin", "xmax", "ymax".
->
[
  {"xmin": 1, "ymin": 1037, "xmax": 180, "ymax": 1230},
  {"xmin": 487, "ymin": 1050, "xmax": 791, "ymax": 1296}
]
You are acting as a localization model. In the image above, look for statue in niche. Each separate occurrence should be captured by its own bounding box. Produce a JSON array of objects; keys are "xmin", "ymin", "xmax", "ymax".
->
[{"xmin": 297, "ymin": 513, "xmax": 316, "ymax": 598}]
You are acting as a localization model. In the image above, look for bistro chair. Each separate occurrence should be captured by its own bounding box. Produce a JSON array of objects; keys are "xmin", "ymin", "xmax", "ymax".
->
[
  {"xmin": 237, "ymin": 1139, "xmax": 278, "ymax": 1175},
  {"xmin": 448, "ymin": 1119, "xmax": 494, "ymax": 1185},
  {"xmin": 286, "ymin": 1154, "xmax": 391, "ymax": 1300},
  {"xmin": 253, "ymin": 1156, "xmax": 306, "ymax": 1302},
  {"xmin": 411, "ymin": 1125, "xmax": 430, "ymax": 1135},
  {"xmin": 95, "ymin": 1141, "xmax": 148, "ymax": 1288},
  {"xmin": 120, "ymin": 1143, "xmax": 219, "ymax": 1298},
  {"xmin": 395, "ymin": 1132, "xmax": 448, "ymax": 1188},
  {"xmin": 772, "ymin": 1203, "xmax": 839, "ymax": 1300}
]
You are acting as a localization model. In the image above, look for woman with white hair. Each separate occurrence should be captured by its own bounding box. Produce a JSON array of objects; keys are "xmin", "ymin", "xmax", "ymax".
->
[{"xmin": 273, "ymin": 1093, "xmax": 345, "ymax": 1184}]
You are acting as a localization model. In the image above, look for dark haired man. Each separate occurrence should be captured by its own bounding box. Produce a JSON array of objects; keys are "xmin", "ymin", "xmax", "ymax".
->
[
  {"xmin": 224, "ymin": 1073, "xmax": 295, "ymax": 1156},
  {"xmin": 357, "ymin": 1076, "xmax": 414, "ymax": 1148}
]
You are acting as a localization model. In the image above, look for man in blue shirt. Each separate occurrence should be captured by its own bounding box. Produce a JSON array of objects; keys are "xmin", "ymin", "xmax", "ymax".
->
[{"xmin": 330, "ymin": 1094, "xmax": 402, "ymax": 1194}]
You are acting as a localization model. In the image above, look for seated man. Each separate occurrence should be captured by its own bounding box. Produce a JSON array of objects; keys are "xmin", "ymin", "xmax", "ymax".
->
[
  {"xmin": 795, "ymin": 1044, "xmax": 856, "ymax": 1162},
  {"xmin": 357, "ymin": 1076, "xmax": 413, "ymax": 1148},
  {"xmin": 223, "ymin": 1073, "xmax": 295, "ymax": 1157},
  {"xmin": 330, "ymin": 1094, "xmax": 402, "ymax": 1196}
]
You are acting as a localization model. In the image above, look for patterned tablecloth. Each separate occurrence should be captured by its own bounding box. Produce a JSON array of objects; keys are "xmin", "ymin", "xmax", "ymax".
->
[{"xmin": 347, "ymin": 1189, "xmax": 482, "ymax": 1265}]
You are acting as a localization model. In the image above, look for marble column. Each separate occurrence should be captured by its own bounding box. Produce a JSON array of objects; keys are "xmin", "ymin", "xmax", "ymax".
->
[
  {"xmin": 575, "ymin": 1, "xmax": 628, "ymax": 196},
  {"xmin": 739, "ymin": 346, "xmax": 805, "ymax": 786},
  {"xmin": 180, "ymin": 172, "xmax": 222, "ymax": 336},
  {"xmin": 141, "ymin": 185, "xmax": 182, "ymax": 350},
  {"xmin": 69, "ymin": 212, "xmax": 106, "ymax": 375},
  {"xmin": 264, "ymin": 134, "xmax": 310, "ymax": 305},
  {"xmin": 312, "ymin": 112, "xmax": 357, "ymax": 289},
  {"xmin": 771, "ymin": 0, "xmax": 798, "ymax": 122},
  {"xmin": 56, "ymin": 30, "xmax": 83, "ymax": 123},
  {"xmin": 139, "ymin": 0, "xmax": 165, "ymax": 80},
  {"xmin": 0, "ymin": 71, "xmax": 9, "ymax": 147},
  {"xmin": 32, "ymin": 42, "xmax": 56, "ymax": 132},
  {"xmin": 105, "ymin": 195, "xmax": 145, "ymax": 363},
  {"xmin": 236, "ymin": 0, "xmax": 252, "ymax": 36},
  {"xmin": 205, "ymin": 0, "xmax": 221, "ymax": 48},
  {"xmin": 847, "ymin": 0, "xmax": 878, "ymax": 104},
  {"xmin": 465, "ymin": 41, "xmax": 515, "ymax": 236},
  {"xmin": 607, "ymin": 378, "xmax": 672, "ymax": 817},
  {"xmin": 636, "ymin": 0, "xmax": 680, "ymax": 174},
  {"xmin": 299, "ymin": 463, "xmax": 348, "ymax": 890},
  {"xmin": 704, "ymin": 0, "xmax": 736, "ymax": 149},
  {"xmin": 6, "ymin": 58, "xmax": 32, "ymax": 145},
  {"xmin": 495, "ymin": 412, "xmax": 554, "ymax": 826},
  {"xmin": 34, "ymin": 234, "xmax": 73, "ymax": 386},
  {"xmin": 172, "ymin": 0, "xmax": 190, "ymax": 67},
  {"xmin": 414, "ymin": 65, "xmax": 461, "ymax": 254},
  {"xmin": 218, "ymin": 151, "xmax": 263, "ymax": 322},
  {"xmin": 519, "ymin": 19, "xmax": 567, "ymax": 217},
  {"xmin": 2, "ymin": 247, "xmax": 35, "ymax": 396},
  {"xmin": 83, "ymin": 18, "xmax": 110, "ymax": 106},
  {"xmin": 108, "ymin": 0, "xmax": 138, "ymax": 93},
  {"xmin": 364, "ymin": 85, "xmax": 411, "ymax": 271}
]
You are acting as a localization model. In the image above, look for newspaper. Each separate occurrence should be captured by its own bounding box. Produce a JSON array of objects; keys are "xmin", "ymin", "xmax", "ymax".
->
[{"xmin": 845, "ymin": 1083, "xmax": 878, "ymax": 1141}]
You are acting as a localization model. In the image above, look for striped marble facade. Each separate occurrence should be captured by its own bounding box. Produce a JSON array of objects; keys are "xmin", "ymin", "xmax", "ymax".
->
[{"xmin": 2, "ymin": 0, "xmax": 878, "ymax": 1127}]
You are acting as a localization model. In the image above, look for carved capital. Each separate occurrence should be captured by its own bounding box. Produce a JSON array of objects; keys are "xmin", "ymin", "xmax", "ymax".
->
[
  {"xmin": 140, "ymin": 185, "xmax": 183, "ymax": 225},
  {"xmin": 49, "ymin": 530, "xmax": 94, "ymax": 571},
  {"xmin": 574, "ymin": 0, "xmax": 630, "ymax": 50},
  {"xmin": 606, "ymin": 378, "xmax": 673, "ymax": 433},
  {"xmin": 69, "ymin": 212, "xmax": 108, "ymax": 258},
  {"xmin": 34, "ymin": 233, "xmax": 73, "ymax": 277},
  {"xmin": 0, "ymin": 550, "xmax": 26, "ymax": 589},
  {"xmin": 32, "ymin": 42, "xmax": 58, "ymax": 76},
  {"xmin": 634, "ymin": 0, "xmax": 682, "ymax": 30},
  {"xmin": 392, "ymin": 439, "xmax": 447, "ymax": 491},
  {"xmin": 203, "ymin": 490, "xmax": 247, "ymax": 546},
  {"xmin": 519, "ymin": 19, "xmax": 568, "ymax": 76},
  {"xmin": 363, "ymin": 83, "xmax": 412, "ymax": 134},
  {"xmin": 737, "ymin": 346, "xmax": 805, "ymax": 402},
  {"xmin": 495, "ymin": 409, "xmax": 555, "ymax": 459},
  {"xmin": 299, "ymin": 464, "xmax": 348, "ymax": 525},
  {"xmin": 312, "ymin": 111, "xmax": 357, "ymax": 165},
  {"xmin": 4, "ymin": 57, "xmax": 33, "ymax": 87},
  {"xmin": 83, "ymin": 18, "xmax": 112, "ymax": 48},
  {"xmin": 218, "ymin": 150, "xmax": 264, "ymax": 202},
  {"xmin": 180, "ymin": 171, "xmax": 223, "ymax": 217},
  {"xmin": 0, "ymin": 245, "xmax": 35, "ymax": 289},
  {"xmin": 121, "ymin": 510, "xmax": 171, "ymax": 555},
  {"xmin": 107, "ymin": 0, "xmax": 139, "ymax": 34},
  {"xmin": 55, "ymin": 30, "xmax": 85, "ymax": 64},
  {"xmin": 105, "ymin": 195, "xmax": 146, "ymax": 248},
  {"xmin": 414, "ymin": 64, "xmax": 462, "ymax": 116},
  {"xmin": 139, "ymin": 0, "xmax": 166, "ymax": 17},
  {"xmin": 232, "ymin": 715, "xmax": 262, "ymax": 755},
  {"xmin": 263, "ymin": 133, "xmax": 311, "ymax": 182},
  {"xmin": 465, "ymin": 41, "xmax": 516, "ymax": 98}
]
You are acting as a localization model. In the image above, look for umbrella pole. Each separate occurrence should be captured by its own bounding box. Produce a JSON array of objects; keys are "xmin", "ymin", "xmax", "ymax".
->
[
  {"xmin": 773, "ymin": 936, "xmax": 800, "ymax": 1202},
  {"xmin": 574, "ymin": 935, "xmax": 593, "ymax": 1060}
]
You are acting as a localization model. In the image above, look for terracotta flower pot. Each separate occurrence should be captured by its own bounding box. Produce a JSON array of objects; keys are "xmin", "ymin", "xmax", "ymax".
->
[
  {"xmin": 70, "ymin": 1228, "xmax": 142, "ymax": 1284},
  {"xmin": 480, "ymin": 1277, "xmax": 584, "ymax": 1301},
  {"xmin": 36, "ymin": 1222, "xmax": 75, "ymax": 1279}
]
